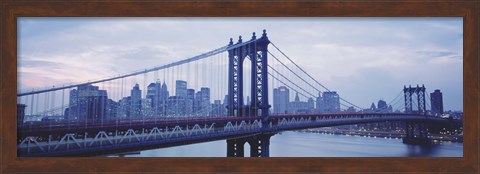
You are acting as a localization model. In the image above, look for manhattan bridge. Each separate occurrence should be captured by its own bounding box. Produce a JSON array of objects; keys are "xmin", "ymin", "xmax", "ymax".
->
[{"xmin": 16, "ymin": 30, "xmax": 460, "ymax": 157}]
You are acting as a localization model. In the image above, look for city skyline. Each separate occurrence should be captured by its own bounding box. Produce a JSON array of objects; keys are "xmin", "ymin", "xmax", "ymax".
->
[{"xmin": 18, "ymin": 17, "xmax": 463, "ymax": 111}]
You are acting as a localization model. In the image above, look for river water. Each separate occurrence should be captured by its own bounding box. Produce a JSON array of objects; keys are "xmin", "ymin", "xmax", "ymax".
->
[{"xmin": 121, "ymin": 131, "xmax": 463, "ymax": 157}]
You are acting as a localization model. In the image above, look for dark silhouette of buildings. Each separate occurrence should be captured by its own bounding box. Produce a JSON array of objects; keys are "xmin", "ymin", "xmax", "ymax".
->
[
  {"xmin": 377, "ymin": 100, "xmax": 387, "ymax": 111},
  {"xmin": 17, "ymin": 104, "xmax": 26, "ymax": 126},
  {"xmin": 430, "ymin": 89, "xmax": 444, "ymax": 116}
]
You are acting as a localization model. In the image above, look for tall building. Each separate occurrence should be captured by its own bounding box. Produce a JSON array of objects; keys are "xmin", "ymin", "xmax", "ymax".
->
[
  {"xmin": 307, "ymin": 97, "xmax": 315, "ymax": 112},
  {"xmin": 130, "ymin": 84, "xmax": 142, "ymax": 117},
  {"xmin": 141, "ymin": 98, "xmax": 153, "ymax": 117},
  {"xmin": 195, "ymin": 87, "xmax": 211, "ymax": 116},
  {"xmin": 175, "ymin": 80, "xmax": 187, "ymax": 98},
  {"xmin": 370, "ymin": 102, "xmax": 376, "ymax": 111},
  {"xmin": 17, "ymin": 104, "xmax": 26, "ymax": 126},
  {"xmin": 273, "ymin": 86, "xmax": 289, "ymax": 114},
  {"xmin": 211, "ymin": 100, "xmax": 225, "ymax": 116},
  {"xmin": 430, "ymin": 89, "xmax": 444, "ymax": 116},
  {"xmin": 166, "ymin": 96, "xmax": 185, "ymax": 116},
  {"xmin": 377, "ymin": 99, "xmax": 388, "ymax": 112},
  {"xmin": 160, "ymin": 81, "xmax": 169, "ymax": 115},
  {"xmin": 186, "ymin": 89, "xmax": 195, "ymax": 115},
  {"xmin": 105, "ymin": 99, "xmax": 118, "ymax": 118},
  {"xmin": 146, "ymin": 80, "xmax": 170, "ymax": 116},
  {"xmin": 288, "ymin": 93, "xmax": 310, "ymax": 114},
  {"xmin": 316, "ymin": 93, "xmax": 323, "ymax": 113},
  {"xmin": 317, "ymin": 91, "xmax": 340, "ymax": 113},
  {"xmin": 65, "ymin": 84, "xmax": 108, "ymax": 121},
  {"xmin": 117, "ymin": 96, "xmax": 131, "ymax": 117},
  {"xmin": 146, "ymin": 81, "xmax": 162, "ymax": 115}
]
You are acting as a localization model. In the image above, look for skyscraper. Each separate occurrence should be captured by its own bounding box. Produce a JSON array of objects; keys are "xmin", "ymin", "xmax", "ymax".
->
[
  {"xmin": 186, "ymin": 89, "xmax": 195, "ymax": 115},
  {"xmin": 166, "ymin": 96, "xmax": 185, "ymax": 116},
  {"xmin": 273, "ymin": 86, "xmax": 289, "ymax": 114},
  {"xmin": 130, "ymin": 84, "xmax": 142, "ymax": 117},
  {"xmin": 146, "ymin": 81, "xmax": 162, "ymax": 115},
  {"xmin": 117, "ymin": 96, "xmax": 131, "ymax": 117},
  {"xmin": 195, "ymin": 87, "xmax": 210, "ymax": 116},
  {"xmin": 307, "ymin": 98, "xmax": 315, "ymax": 112},
  {"xmin": 175, "ymin": 80, "xmax": 187, "ymax": 98},
  {"xmin": 317, "ymin": 91, "xmax": 340, "ymax": 113},
  {"xmin": 430, "ymin": 89, "xmax": 444, "ymax": 116},
  {"xmin": 65, "ymin": 84, "xmax": 108, "ymax": 121},
  {"xmin": 160, "ymin": 81, "xmax": 169, "ymax": 115}
]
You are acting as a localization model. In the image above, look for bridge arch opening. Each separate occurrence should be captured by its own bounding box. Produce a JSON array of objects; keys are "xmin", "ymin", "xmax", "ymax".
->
[{"xmin": 242, "ymin": 55, "xmax": 253, "ymax": 116}]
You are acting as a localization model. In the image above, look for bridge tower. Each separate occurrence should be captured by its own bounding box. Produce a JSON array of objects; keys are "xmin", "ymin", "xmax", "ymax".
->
[
  {"xmin": 403, "ymin": 85, "xmax": 426, "ymax": 115},
  {"xmin": 226, "ymin": 30, "xmax": 271, "ymax": 157},
  {"xmin": 403, "ymin": 121, "xmax": 431, "ymax": 145},
  {"xmin": 403, "ymin": 85, "xmax": 431, "ymax": 145},
  {"xmin": 227, "ymin": 29, "xmax": 270, "ymax": 121}
]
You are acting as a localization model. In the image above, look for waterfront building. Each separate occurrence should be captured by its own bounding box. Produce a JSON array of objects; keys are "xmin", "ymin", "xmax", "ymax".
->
[{"xmin": 430, "ymin": 89, "xmax": 444, "ymax": 116}]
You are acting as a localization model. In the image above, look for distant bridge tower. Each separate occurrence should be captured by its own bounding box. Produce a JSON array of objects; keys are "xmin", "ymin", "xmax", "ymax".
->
[
  {"xmin": 403, "ymin": 85, "xmax": 426, "ymax": 115},
  {"xmin": 226, "ymin": 30, "xmax": 271, "ymax": 157}
]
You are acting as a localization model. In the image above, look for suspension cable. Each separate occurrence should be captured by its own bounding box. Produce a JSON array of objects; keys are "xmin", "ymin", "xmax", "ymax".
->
[{"xmin": 270, "ymin": 42, "xmax": 364, "ymax": 110}]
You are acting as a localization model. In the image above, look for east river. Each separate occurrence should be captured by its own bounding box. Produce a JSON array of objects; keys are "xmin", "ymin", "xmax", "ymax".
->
[{"xmin": 116, "ymin": 131, "xmax": 462, "ymax": 157}]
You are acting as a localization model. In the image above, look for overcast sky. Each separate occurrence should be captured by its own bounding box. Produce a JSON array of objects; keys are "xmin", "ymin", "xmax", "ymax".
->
[{"xmin": 17, "ymin": 17, "xmax": 463, "ymax": 111}]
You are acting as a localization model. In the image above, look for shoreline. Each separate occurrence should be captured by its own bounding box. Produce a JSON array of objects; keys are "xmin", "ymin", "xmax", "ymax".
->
[{"xmin": 297, "ymin": 128, "xmax": 463, "ymax": 143}]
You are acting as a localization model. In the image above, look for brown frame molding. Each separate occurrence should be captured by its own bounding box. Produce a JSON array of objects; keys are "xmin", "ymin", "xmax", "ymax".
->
[{"xmin": 1, "ymin": 0, "xmax": 478, "ymax": 173}]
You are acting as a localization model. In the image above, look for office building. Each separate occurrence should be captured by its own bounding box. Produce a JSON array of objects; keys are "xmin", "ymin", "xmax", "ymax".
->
[
  {"xmin": 430, "ymin": 89, "xmax": 444, "ymax": 116},
  {"xmin": 316, "ymin": 91, "xmax": 340, "ymax": 113},
  {"xmin": 130, "ymin": 84, "xmax": 142, "ymax": 117},
  {"xmin": 288, "ymin": 93, "xmax": 310, "ymax": 114},
  {"xmin": 273, "ymin": 86, "xmax": 289, "ymax": 114},
  {"xmin": 65, "ymin": 84, "xmax": 108, "ymax": 121},
  {"xmin": 175, "ymin": 80, "xmax": 188, "ymax": 98}
]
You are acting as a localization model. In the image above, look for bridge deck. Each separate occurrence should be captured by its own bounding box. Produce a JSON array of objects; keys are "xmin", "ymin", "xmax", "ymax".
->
[{"xmin": 17, "ymin": 113, "xmax": 459, "ymax": 157}]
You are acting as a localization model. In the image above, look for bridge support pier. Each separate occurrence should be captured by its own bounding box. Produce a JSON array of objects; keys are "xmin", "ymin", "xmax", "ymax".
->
[
  {"xmin": 249, "ymin": 134, "xmax": 272, "ymax": 157},
  {"xmin": 227, "ymin": 133, "xmax": 273, "ymax": 157},
  {"xmin": 403, "ymin": 121, "xmax": 431, "ymax": 145},
  {"xmin": 227, "ymin": 138, "xmax": 246, "ymax": 157}
]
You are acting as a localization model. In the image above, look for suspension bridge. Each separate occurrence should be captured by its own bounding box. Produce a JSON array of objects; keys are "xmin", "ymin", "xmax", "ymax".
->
[{"xmin": 16, "ymin": 30, "xmax": 459, "ymax": 157}]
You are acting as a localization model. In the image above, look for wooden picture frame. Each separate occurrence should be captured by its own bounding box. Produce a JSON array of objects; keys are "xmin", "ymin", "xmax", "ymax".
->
[{"xmin": 1, "ymin": 0, "xmax": 478, "ymax": 173}]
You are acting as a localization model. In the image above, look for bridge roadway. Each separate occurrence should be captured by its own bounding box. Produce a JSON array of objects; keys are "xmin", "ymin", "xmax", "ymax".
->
[{"xmin": 17, "ymin": 112, "xmax": 457, "ymax": 157}]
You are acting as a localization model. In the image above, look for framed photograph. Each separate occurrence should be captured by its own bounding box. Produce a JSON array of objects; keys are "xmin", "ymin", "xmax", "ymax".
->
[{"xmin": 1, "ymin": 0, "xmax": 478, "ymax": 173}]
